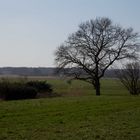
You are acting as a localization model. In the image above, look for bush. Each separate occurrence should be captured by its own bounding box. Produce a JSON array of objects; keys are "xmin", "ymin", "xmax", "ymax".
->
[
  {"xmin": 0, "ymin": 79, "xmax": 56, "ymax": 100},
  {"xmin": 0, "ymin": 80, "xmax": 55, "ymax": 100},
  {"xmin": 116, "ymin": 62, "xmax": 140, "ymax": 95},
  {"xmin": 0, "ymin": 82, "xmax": 37, "ymax": 100},
  {"xmin": 26, "ymin": 81, "xmax": 52, "ymax": 93}
]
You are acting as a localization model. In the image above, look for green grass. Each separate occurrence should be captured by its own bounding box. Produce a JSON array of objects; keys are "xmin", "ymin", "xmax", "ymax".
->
[
  {"xmin": 48, "ymin": 78, "xmax": 128, "ymax": 96},
  {"xmin": 0, "ymin": 76, "xmax": 128, "ymax": 96},
  {"xmin": 0, "ymin": 96, "xmax": 140, "ymax": 140},
  {"xmin": 0, "ymin": 78, "xmax": 140, "ymax": 140}
]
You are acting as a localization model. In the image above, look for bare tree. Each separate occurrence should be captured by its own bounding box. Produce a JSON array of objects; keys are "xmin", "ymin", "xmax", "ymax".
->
[
  {"xmin": 55, "ymin": 17, "xmax": 140, "ymax": 96},
  {"xmin": 117, "ymin": 62, "xmax": 140, "ymax": 95}
]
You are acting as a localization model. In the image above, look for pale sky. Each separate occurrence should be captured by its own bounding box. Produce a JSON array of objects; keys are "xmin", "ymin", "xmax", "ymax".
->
[{"xmin": 0, "ymin": 0, "xmax": 140, "ymax": 67}]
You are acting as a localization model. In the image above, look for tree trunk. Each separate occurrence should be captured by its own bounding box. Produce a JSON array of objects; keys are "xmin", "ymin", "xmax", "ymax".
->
[{"xmin": 95, "ymin": 78, "xmax": 100, "ymax": 96}]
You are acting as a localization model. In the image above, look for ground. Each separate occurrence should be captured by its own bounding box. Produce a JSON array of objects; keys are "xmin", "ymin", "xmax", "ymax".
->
[{"xmin": 0, "ymin": 78, "xmax": 140, "ymax": 140}]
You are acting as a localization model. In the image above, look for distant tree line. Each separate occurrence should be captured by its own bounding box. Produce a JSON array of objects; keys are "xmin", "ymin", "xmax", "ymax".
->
[
  {"xmin": 0, "ymin": 67, "xmax": 56, "ymax": 76},
  {"xmin": 0, "ymin": 67, "xmax": 121, "ymax": 78}
]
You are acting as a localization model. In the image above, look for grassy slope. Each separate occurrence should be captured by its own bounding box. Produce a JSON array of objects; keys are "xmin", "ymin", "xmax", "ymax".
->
[
  {"xmin": 0, "ymin": 79, "xmax": 140, "ymax": 140},
  {"xmin": 0, "ymin": 96, "xmax": 140, "ymax": 140}
]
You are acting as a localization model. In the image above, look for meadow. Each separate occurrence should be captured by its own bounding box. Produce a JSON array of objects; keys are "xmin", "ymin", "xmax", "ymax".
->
[{"xmin": 0, "ymin": 78, "xmax": 140, "ymax": 140}]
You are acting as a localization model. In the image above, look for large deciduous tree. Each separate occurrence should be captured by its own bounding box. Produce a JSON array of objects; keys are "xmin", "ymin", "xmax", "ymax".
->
[{"xmin": 55, "ymin": 17, "xmax": 140, "ymax": 96}]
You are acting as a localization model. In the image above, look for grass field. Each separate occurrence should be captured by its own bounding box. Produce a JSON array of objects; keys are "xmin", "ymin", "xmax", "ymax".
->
[
  {"xmin": 0, "ymin": 78, "xmax": 140, "ymax": 140},
  {"xmin": 47, "ymin": 78, "xmax": 129, "ymax": 96}
]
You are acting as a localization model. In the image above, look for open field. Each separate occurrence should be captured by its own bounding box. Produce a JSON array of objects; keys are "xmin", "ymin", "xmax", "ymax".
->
[
  {"xmin": 47, "ymin": 78, "xmax": 129, "ymax": 96},
  {"xmin": 0, "ymin": 78, "xmax": 140, "ymax": 140},
  {"xmin": 0, "ymin": 76, "xmax": 128, "ymax": 96}
]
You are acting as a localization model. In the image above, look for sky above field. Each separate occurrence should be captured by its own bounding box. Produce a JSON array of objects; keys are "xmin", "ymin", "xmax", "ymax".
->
[{"xmin": 0, "ymin": 0, "xmax": 140, "ymax": 67}]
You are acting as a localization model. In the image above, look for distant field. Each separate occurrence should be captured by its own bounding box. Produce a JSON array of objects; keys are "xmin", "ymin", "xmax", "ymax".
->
[
  {"xmin": 0, "ymin": 76, "xmax": 128, "ymax": 96},
  {"xmin": 47, "ymin": 78, "xmax": 128, "ymax": 96},
  {"xmin": 0, "ymin": 78, "xmax": 140, "ymax": 140}
]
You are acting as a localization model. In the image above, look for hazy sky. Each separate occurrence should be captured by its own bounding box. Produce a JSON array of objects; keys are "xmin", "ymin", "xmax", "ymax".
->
[{"xmin": 0, "ymin": 0, "xmax": 140, "ymax": 67}]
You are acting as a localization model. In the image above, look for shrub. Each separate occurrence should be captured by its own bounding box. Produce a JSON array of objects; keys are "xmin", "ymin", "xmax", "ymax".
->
[
  {"xmin": 0, "ymin": 82, "xmax": 37, "ymax": 100},
  {"xmin": 116, "ymin": 62, "xmax": 140, "ymax": 95},
  {"xmin": 0, "ymin": 80, "xmax": 55, "ymax": 100},
  {"xmin": 26, "ymin": 81, "xmax": 52, "ymax": 93}
]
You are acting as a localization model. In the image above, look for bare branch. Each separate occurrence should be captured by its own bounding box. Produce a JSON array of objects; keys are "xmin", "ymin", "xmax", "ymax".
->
[{"xmin": 55, "ymin": 17, "xmax": 140, "ymax": 95}]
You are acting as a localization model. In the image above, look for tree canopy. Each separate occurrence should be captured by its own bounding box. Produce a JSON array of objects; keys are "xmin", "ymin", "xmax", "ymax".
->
[{"xmin": 55, "ymin": 17, "xmax": 140, "ymax": 95}]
